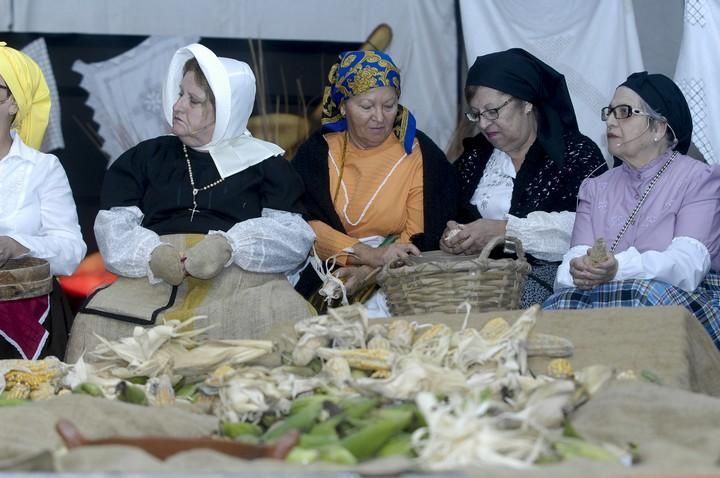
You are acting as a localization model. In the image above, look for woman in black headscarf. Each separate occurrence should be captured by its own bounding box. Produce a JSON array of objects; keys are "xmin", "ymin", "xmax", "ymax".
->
[{"xmin": 441, "ymin": 48, "xmax": 606, "ymax": 307}]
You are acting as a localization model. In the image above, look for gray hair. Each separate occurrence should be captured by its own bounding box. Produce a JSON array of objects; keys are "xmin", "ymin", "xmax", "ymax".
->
[{"xmin": 639, "ymin": 97, "xmax": 677, "ymax": 149}]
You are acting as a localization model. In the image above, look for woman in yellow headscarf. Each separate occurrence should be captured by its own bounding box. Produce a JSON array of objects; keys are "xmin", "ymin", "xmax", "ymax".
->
[{"xmin": 0, "ymin": 42, "xmax": 86, "ymax": 359}]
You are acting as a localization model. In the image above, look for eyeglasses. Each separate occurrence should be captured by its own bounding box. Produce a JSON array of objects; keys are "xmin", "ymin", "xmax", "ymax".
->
[
  {"xmin": 466, "ymin": 97, "xmax": 513, "ymax": 123},
  {"xmin": 0, "ymin": 84, "xmax": 10, "ymax": 103},
  {"xmin": 601, "ymin": 104, "xmax": 653, "ymax": 121}
]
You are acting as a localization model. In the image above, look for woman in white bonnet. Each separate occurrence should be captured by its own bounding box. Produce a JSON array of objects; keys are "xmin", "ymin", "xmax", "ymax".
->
[{"xmin": 66, "ymin": 43, "xmax": 314, "ymax": 361}]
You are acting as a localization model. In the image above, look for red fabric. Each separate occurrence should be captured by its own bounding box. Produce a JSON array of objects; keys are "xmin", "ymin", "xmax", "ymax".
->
[
  {"xmin": 0, "ymin": 294, "xmax": 50, "ymax": 359},
  {"xmin": 59, "ymin": 272, "xmax": 117, "ymax": 298}
]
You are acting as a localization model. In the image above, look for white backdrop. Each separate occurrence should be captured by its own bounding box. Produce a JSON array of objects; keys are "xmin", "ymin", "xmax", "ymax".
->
[
  {"xmin": 675, "ymin": 0, "xmax": 720, "ymax": 165},
  {"xmin": 7, "ymin": 0, "xmax": 458, "ymax": 150}
]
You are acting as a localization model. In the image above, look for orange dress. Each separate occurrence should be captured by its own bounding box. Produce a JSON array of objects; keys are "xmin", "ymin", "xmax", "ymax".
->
[{"xmin": 310, "ymin": 132, "xmax": 424, "ymax": 265}]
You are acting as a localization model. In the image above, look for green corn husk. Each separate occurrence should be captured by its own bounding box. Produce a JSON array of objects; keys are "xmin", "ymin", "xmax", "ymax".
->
[{"xmin": 341, "ymin": 408, "xmax": 413, "ymax": 461}]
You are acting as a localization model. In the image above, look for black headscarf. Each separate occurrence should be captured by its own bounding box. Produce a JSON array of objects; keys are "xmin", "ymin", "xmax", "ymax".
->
[
  {"xmin": 620, "ymin": 71, "xmax": 692, "ymax": 155},
  {"xmin": 466, "ymin": 48, "xmax": 578, "ymax": 167}
]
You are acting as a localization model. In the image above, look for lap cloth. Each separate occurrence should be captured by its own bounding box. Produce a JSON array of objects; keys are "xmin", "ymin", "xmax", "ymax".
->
[
  {"xmin": 544, "ymin": 272, "xmax": 720, "ymax": 348},
  {"xmin": 0, "ymin": 279, "xmax": 73, "ymax": 360},
  {"xmin": 65, "ymin": 234, "xmax": 313, "ymax": 363}
]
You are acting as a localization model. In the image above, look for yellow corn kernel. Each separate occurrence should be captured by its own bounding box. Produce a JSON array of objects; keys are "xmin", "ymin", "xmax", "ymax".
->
[
  {"xmin": 547, "ymin": 358, "xmax": 574, "ymax": 379},
  {"xmin": 478, "ymin": 317, "xmax": 511, "ymax": 342},
  {"xmin": 317, "ymin": 347, "xmax": 395, "ymax": 372},
  {"xmin": 2, "ymin": 358, "xmax": 62, "ymax": 391},
  {"xmin": 370, "ymin": 370, "xmax": 391, "ymax": 379},
  {"xmin": 29, "ymin": 382, "xmax": 56, "ymax": 401},
  {"xmin": 5, "ymin": 383, "xmax": 31, "ymax": 400},
  {"xmin": 412, "ymin": 324, "xmax": 451, "ymax": 350}
]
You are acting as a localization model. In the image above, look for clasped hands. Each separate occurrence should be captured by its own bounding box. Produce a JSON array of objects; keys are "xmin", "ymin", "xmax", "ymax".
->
[
  {"xmin": 149, "ymin": 235, "xmax": 232, "ymax": 286},
  {"xmin": 569, "ymin": 250, "xmax": 618, "ymax": 290},
  {"xmin": 440, "ymin": 219, "xmax": 507, "ymax": 255}
]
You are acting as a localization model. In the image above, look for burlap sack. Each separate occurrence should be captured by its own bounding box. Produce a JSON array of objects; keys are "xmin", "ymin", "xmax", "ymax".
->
[
  {"xmin": 4, "ymin": 382, "xmax": 720, "ymax": 475},
  {"xmin": 65, "ymin": 234, "xmax": 314, "ymax": 363}
]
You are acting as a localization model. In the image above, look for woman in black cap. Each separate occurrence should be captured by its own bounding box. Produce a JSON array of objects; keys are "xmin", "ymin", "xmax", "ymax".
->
[
  {"xmin": 545, "ymin": 72, "xmax": 720, "ymax": 348},
  {"xmin": 441, "ymin": 48, "xmax": 605, "ymax": 307}
]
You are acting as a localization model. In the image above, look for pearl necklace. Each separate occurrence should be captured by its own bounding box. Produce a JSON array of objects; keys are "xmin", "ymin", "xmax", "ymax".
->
[
  {"xmin": 610, "ymin": 151, "xmax": 678, "ymax": 252},
  {"xmin": 183, "ymin": 144, "xmax": 224, "ymax": 222}
]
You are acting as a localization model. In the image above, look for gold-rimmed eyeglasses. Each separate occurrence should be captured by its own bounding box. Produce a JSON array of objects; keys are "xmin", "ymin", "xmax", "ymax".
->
[{"xmin": 466, "ymin": 97, "xmax": 513, "ymax": 123}]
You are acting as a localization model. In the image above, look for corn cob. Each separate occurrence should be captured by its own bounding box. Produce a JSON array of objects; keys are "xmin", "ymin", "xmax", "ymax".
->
[
  {"xmin": 587, "ymin": 238, "xmax": 609, "ymax": 265},
  {"xmin": 4, "ymin": 359, "xmax": 62, "ymax": 391},
  {"xmin": 478, "ymin": 317, "xmax": 511, "ymax": 342},
  {"xmin": 546, "ymin": 358, "xmax": 574, "ymax": 379},
  {"xmin": 316, "ymin": 348, "xmax": 395, "ymax": 372},
  {"xmin": 5, "ymin": 382, "xmax": 31, "ymax": 400},
  {"xmin": 29, "ymin": 382, "xmax": 55, "ymax": 401},
  {"xmin": 526, "ymin": 333, "xmax": 574, "ymax": 357},
  {"xmin": 412, "ymin": 324, "xmax": 450, "ymax": 347}
]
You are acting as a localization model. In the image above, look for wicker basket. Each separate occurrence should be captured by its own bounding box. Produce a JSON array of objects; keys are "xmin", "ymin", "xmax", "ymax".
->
[{"xmin": 377, "ymin": 236, "xmax": 531, "ymax": 315}]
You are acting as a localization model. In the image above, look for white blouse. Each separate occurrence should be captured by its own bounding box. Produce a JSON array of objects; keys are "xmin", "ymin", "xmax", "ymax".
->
[
  {"xmin": 94, "ymin": 206, "xmax": 315, "ymax": 283},
  {"xmin": 470, "ymin": 148, "xmax": 575, "ymax": 262},
  {"xmin": 0, "ymin": 131, "xmax": 86, "ymax": 276}
]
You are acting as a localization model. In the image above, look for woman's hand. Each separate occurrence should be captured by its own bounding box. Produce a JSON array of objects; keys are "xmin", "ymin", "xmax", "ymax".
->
[
  {"xmin": 350, "ymin": 242, "xmax": 420, "ymax": 267},
  {"xmin": 0, "ymin": 236, "xmax": 29, "ymax": 268},
  {"xmin": 381, "ymin": 243, "xmax": 420, "ymax": 265},
  {"xmin": 184, "ymin": 235, "xmax": 233, "ymax": 280},
  {"xmin": 570, "ymin": 253, "xmax": 618, "ymax": 290},
  {"xmin": 335, "ymin": 265, "xmax": 376, "ymax": 296},
  {"xmin": 440, "ymin": 219, "xmax": 507, "ymax": 255},
  {"xmin": 149, "ymin": 244, "xmax": 185, "ymax": 286}
]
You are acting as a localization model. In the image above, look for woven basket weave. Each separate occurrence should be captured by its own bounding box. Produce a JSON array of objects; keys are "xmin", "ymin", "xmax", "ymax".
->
[{"xmin": 377, "ymin": 236, "xmax": 531, "ymax": 315}]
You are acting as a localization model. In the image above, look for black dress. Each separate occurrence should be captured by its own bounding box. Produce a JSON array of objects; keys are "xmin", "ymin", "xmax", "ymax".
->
[{"xmin": 101, "ymin": 135, "xmax": 306, "ymax": 233}]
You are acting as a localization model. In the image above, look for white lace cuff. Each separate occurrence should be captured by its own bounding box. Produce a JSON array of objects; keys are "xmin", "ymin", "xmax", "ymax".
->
[
  {"xmin": 219, "ymin": 208, "xmax": 315, "ymax": 273},
  {"xmin": 94, "ymin": 206, "xmax": 162, "ymax": 281},
  {"xmin": 506, "ymin": 211, "xmax": 575, "ymax": 262}
]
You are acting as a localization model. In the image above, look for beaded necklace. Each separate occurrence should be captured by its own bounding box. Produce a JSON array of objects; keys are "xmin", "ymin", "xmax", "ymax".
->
[
  {"xmin": 610, "ymin": 151, "xmax": 678, "ymax": 252},
  {"xmin": 183, "ymin": 144, "xmax": 224, "ymax": 222}
]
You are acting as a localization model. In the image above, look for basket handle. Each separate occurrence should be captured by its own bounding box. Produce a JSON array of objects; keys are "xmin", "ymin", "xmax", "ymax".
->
[{"xmin": 478, "ymin": 235, "xmax": 526, "ymax": 261}]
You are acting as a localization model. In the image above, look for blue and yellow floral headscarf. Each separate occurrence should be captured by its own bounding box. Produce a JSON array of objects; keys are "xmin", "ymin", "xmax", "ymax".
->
[{"xmin": 321, "ymin": 50, "xmax": 416, "ymax": 154}]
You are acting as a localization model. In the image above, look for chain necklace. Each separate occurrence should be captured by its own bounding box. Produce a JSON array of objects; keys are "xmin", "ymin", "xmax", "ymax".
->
[
  {"xmin": 610, "ymin": 151, "xmax": 678, "ymax": 252},
  {"xmin": 183, "ymin": 144, "xmax": 224, "ymax": 222}
]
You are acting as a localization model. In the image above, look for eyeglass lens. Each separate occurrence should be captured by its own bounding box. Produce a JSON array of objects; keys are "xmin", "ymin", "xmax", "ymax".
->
[
  {"xmin": 601, "ymin": 105, "xmax": 633, "ymax": 121},
  {"xmin": 466, "ymin": 98, "xmax": 511, "ymax": 122}
]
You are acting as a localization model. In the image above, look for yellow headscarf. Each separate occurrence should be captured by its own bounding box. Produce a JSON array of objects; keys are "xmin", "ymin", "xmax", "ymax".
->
[{"xmin": 0, "ymin": 42, "xmax": 51, "ymax": 149}]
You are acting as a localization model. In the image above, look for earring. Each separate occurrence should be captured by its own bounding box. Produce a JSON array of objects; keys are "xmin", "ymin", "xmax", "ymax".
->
[{"xmin": 653, "ymin": 137, "xmax": 659, "ymax": 142}]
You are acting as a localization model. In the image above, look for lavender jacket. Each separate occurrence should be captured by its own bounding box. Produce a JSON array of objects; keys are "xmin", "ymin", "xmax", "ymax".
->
[{"xmin": 572, "ymin": 149, "xmax": 720, "ymax": 272}]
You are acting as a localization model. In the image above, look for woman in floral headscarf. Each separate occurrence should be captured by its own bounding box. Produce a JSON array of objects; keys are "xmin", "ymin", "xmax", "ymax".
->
[{"xmin": 292, "ymin": 50, "xmax": 457, "ymax": 316}]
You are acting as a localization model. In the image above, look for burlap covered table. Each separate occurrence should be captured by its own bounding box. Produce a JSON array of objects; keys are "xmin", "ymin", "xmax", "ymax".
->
[{"xmin": 2, "ymin": 306, "xmax": 720, "ymax": 475}]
